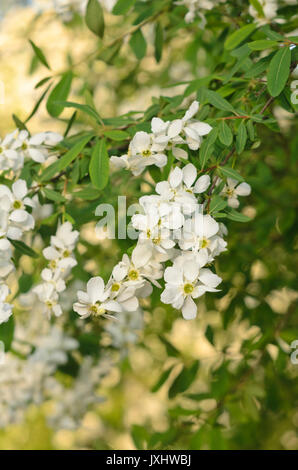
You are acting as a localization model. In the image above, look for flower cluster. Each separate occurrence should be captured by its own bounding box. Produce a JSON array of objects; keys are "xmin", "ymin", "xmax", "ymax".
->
[
  {"xmin": 249, "ymin": 0, "xmax": 278, "ymax": 23},
  {"xmin": 34, "ymin": 222, "xmax": 79, "ymax": 318},
  {"xmin": 0, "ymin": 179, "xmax": 35, "ymax": 324},
  {"xmin": 74, "ymin": 160, "xmax": 251, "ymax": 321},
  {"xmin": 0, "ymin": 129, "xmax": 63, "ymax": 174},
  {"xmin": 176, "ymin": 0, "xmax": 223, "ymax": 25},
  {"xmin": 111, "ymin": 101, "xmax": 212, "ymax": 176},
  {"xmin": 0, "ymin": 324, "xmax": 107, "ymax": 430}
]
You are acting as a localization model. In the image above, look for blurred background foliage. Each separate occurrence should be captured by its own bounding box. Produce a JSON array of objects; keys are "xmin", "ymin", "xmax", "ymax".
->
[{"xmin": 0, "ymin": 0, "xmax": 297, "ymax": 450}]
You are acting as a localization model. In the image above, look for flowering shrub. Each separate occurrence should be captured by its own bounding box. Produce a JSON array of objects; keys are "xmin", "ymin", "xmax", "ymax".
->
[{"xmin": 0, "ymin": 0, "xmax": 297, "ymax": 450}]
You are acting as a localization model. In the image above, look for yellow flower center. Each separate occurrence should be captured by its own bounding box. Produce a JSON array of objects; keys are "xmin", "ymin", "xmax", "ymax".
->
[
  {"xmin": 183, "ymin": 283, "xmax": 194, "ymax": 295},
  {"xmin": 111, "ymin": 282, "xmax": 120, "ymax": 292},
  {"xmin": 13, "ymin": 200, "xmax": 22, "ymax": 209},
  {"xmin": 46, "ymin": 300, "xmax": 53, "ymax": 308},
  {"xmin": 142, "ymin": 149, "xmax": 152, "ymax": 157},
  {"xmin": 63, "ymin": 249, "xmax": 70, "ymax": 258},
  {"xmin": 201, "ymin": 237, "xmax": 210, "ymax": 249},
  {"xmin": 50, "ymin": 260, "xmax": 57, "ymax": 270},
  {"xmin": 128, "ymin": 269, "xmax": 139, "ymax": 281},
  {"xmin": 226, "ymin": 188, "xmax": 234, "ymax": 197},
  {"xmin": 89, "ymin": 304, "xmax": 106, "ymax": 316},
  {"xmin": 22, "ymin": 142, "xmax": 28, "ymax": 150}
]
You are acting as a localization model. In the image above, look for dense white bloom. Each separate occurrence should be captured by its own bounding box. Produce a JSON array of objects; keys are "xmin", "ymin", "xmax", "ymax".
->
[
  {"xmin": 47, "ymin": 357, "xmax": 107, "ymax": 430},
  {"xmin": 32, "ymin": 0, "xmax": 87, "ymax": 21},
  {"xmin": 111, "ymin": 102, "xmax": 211, "ymax": 176},
  {"xmin": 73, "ymin": 276, "xmax": 123, "ymax": 319},
  {"xmin": 111, "ymin": 131, "xmax": 168, "ymax": 176},
  {"xmin": 105, "ymin": 308, "xmax": 144, "ymax": 350},
  {"xmin": 179, "ymin": 212, "xmax": 227, "ymax": 258},
  {"xmin": 0, "ymin": 325, "xmax": 79, "ymax": 429},
  {"xmin": 29, "ymin": 326, "xmax": 78, "ymax": 371},
  {"xmin": 34, "ymin": 222, "xmax": 78, "ymax": 317},
  {"xmin": 0, "ymin": 239, "xmax": 14, "ymax": 278},
  {"xmin": 161, "ymin": 254, "xmax": 221, "ymax": 319},
  {"xmin": 0, "ymin": 180, "xmax": 35, "ymax": 240},
  {"xmin": 12, "ymin": 130, "xmax": 63, "ymax": 164},
  {"xmin": 156, "ymin": 163, "xmax": 210, "ymax": 214},
  {"xmin": 176, "ymin": 0, "xmax": 223, "ymax": 25},
  {"xmin": 0, "ymin": 283, "xmax": 12, "ymax": 325},
  {"xmin": 249, "ymin": 0, "xmax": 278, "ymax": 23},
  {"xmin": 33, "ymin": 283, "xmax": 63, "ymax": 318},
  {"xmin": 0, "ymin": 131, "xmax": 22, "ymax": 172},
  {"xmin": 221, "ymin": 178, "xmax": 251, "ymax": 208}
]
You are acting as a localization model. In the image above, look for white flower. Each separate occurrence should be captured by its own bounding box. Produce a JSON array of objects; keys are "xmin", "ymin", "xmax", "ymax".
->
[
  {"xmin": 0, "ymin": 131, "xmax": 23, "ymax": 172},
  {"xmin": 0, "ymin": 284, "xmax": 12, "ymax": 324},
  {"xmin": 0, "ymin": 180, "xmax": 35, "ymax": 240},
  {"xmin": 43, "ymin": 221, "xmax": 78, "ymax": 272},
  {"xmin": 156, "ymin": 163, "xmax": 210, "ymax": 215},
  {"xmin": 33, "ymin": 283, "xmax": 63, "ymax": 318},
  {"xmin": 111, "ymin": 131, "xmax": 167, "ymax": 176},
  {"xmin": 166, "ymin": 101, "xmax": 212, "ymax": 153},
  {"xmin": 249, "ymin": 0, "xmax": 278, "ymax": 23},
  {"xmin": 179, "ymin": 213, "xmax": 224, "ymax": 257},
  {"xmin": 12, "ymin": 130, "xmax": 63, "ymax": 163},
  {"xmin": 41, "ymin": 268, "xmax": 66, "ymax": 293},
  {"xmin": 161, "ymin": 254, "xmax": 221, "ymax": 319},
  {"xmin": 73, "ymin": 276, "xmax": 122, "ymax": 319},
  {"xmin": 0, "ymin": 239, "xmax": 14, "ymax": 278},
  {"xmin": 221, "ymin": 178, "xmax": 251, "ymax": 208}
]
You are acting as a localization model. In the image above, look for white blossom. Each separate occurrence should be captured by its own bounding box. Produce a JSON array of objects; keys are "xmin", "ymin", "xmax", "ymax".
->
[
  {"xmin": 221, "ymin": 178, "xmax": 251, "ymax": 208},
  {"xmin": 161, "ymin": 254, "xmax": 221, "ymax": 319},
  {"xmin": 0, "ymin": 283, "xmax": 12, "ymax": 325}
]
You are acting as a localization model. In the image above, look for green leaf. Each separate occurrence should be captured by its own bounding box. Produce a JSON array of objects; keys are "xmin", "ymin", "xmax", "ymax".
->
[
  {"xmin": 29, "ymin": 39, "xmax": 51, "ymax": 69},
  {"xmin": 39, "ymin": 160, "xmax": 61, "ymax": 182},
  {"xmin": 73, "ymin": 186, "xmax": 102, "ymax": 200},
  {"xmin": 97, "ymin": 41, "xmax": 121, "ymax": 64},
  {"xmin": 25, "ymin": 84, "xmax": 52, "ymax": 123},
  {"xmin": 46, "ymin": 72, "xmax": 73, "ymax": 117},
  {"xmin": 209, "ymin": 196, "xmax": 227, "ymax": 214},
  {"xmin": 35, "ymin": 76, "xmax": 52, "ymax": 89},
  {"xmin": 236, "ymin": 121, "xmax": 247, "ymax": 154},
  {"xmin": 112, "ymin": 0, "xmax": 136, "ymax": 15},
  {"xmin": 226, "ymin": 208, "xmax": 251, "ymax": 222},
  {"xmin": 151, "ymin": 366, "xmax": 174, "ymax": 393},
  {"xmin": 248, "ymin": 39, "xmax": 278, "ymax": 50},
  {"xmin": 12, "ymin": 114, "xmax": 28, "ymax": 132},
  {"xmin": 85, "ymin": 0, "xmax": 105, "ymax": 38},
  {"xmin": 55, "ymin": 101, "xmax": 101, "ymax": 123},
  {"xmin": 219, "ymin": 120, "xmax": 233, "ymax": 146},
  {"xmin": 205, "ymin": 89, "xmax": 236, "ymax": 113},
  {"xmin": 89, "ymin": 139, "xmax": 109, "ymax": 190},
  {"xmin": 129, "ymin": 29, "xmax": 147, "ymax": 60},
  {"xmin": 224, "ymin": 24, "xmax": 256, "ymax": 51},
  {"xmin": 220, "ymin": 166, "xmax": 244, "ymax": 182},
  {"xmin": 131, "ymin": 425, "xmax": 149, "ymax": 450},
  {"xmin": 43, "ymin": 188, "xmax": 66, "ymax": 203},
  {"xmin": 267, "ymin": 46, "xmax": 291, "ymax": 97},
  {"xmin": 249, "ymin": 0, "xmax": 264, "ymax": 17},
  {"xmin": 58, "ymin": 134, "xmax": 93, "ymax": 171},
  {"xmin": 199, "ymin": 128, "xmax": 218, "ymax": 169},
  {"xmin": 0, "ymin": 316, "xmax": 14, "ymax": 351},
  {"xmin": 103, "ymin": 130, "xmax": 129, "ymax": 141},
  {"xmin": 168, "ymin": 361, "xmax": 199, "ymax": 399},
  {"xmin": 158, "ymin": 335, "xmax": 180, "ymax": 357},
  {"xmin": 154, "ymin": 22, "xmax": 163, "ymax": 63},
  {"xmin": 9, "ymin": 239, "xmax": 38, "ymax": 258}
]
